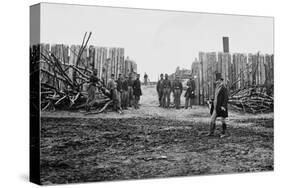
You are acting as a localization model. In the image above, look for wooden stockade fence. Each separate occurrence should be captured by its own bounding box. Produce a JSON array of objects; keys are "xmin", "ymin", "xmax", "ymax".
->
[
  {"xmin": 192, "ymin": 52, "xmax": 274, "ymax": 106},
  {"xmin": 39, "ymin": 44, "xmax": 137, "ymax": 91}
]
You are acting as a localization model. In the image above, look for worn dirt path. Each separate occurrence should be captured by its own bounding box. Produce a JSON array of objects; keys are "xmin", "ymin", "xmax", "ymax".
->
[
  {"xmin": 40, "ymin": 85, "xmax": 274, "ymax": 185},
  {"xmin": 41, "ymin": 85, "xmax": 273, "ymax": 125}
]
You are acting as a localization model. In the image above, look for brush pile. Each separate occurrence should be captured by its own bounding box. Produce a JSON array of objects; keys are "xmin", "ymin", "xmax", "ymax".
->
[
  {"xmin": 228, "ymin": 85, "xmax": 273, "ymax": 113},
  {"xmin": 39, "ymin": 32, "xmax": 112, "ymax": 113}
]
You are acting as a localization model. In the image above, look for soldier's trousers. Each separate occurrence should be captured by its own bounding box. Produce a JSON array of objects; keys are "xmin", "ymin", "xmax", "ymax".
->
[
  {"xmin": 185, "ymin": 94, "xmax": 192, "ymax": 109},
  {"xmin": 174, "ymin": 89, "xmax": 182, "ymax": 109},
  {"xmin": 122, "ymin": 90, "xmax": 129, "ymax": 108},
  {"xmin": 134, "ymin": 95, "xmax": 140, "ymax": 109},
  {"xmin": 128, "ymin": 86, "xmax": 134, "ymax": 107},
  {"xmin": 162, "ymin": 88, "xmax": 171, "ymax": 108},
  {"xmin": 111, "ymin": 89, "xmax": 121, "ymax": 111},
  {"xmin": 158, "ymin": 91, "xmax": 163, "ymax": 106},
  {"xmin": 210, "ymin": 110, "xmax": 226, "ymax": 134}
]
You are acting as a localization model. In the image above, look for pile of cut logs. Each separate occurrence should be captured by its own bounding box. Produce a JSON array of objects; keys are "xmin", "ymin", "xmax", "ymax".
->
[
  {"xmin": 228, "ymin": 85, "xmax": 273, "ymax": 113},
  {"xmin": 40, "ymin": 32, "xmax": 113, "ymax": 114}
]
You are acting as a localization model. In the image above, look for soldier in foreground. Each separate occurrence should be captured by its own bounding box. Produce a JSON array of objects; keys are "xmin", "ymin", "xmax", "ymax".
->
[
  {"xmin": 208, "ymin": 73, "xmax": 229, "ymax": 138},
  {"xmin": 133, "ymin": 74, "xmax": 142, "ymax": 109},
  {"xmin": 156, "ymin": 73, "xmax": 164, "ymax": 107},
  {"xmin": 173, "ymin": 75, "xmax": 183, "ymax": 109},
  {"xmin": 107, "ymin": 74, "xmax": 122, "ymax": 113},
  {"xmin": 162, "ymin": 74, "xmax": 172, "ymax": 108}
]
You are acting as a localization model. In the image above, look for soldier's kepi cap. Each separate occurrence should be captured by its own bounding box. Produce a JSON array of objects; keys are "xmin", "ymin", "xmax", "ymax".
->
[{"xmin": 215, "ymin": 73, "xmax": 224, "ymax": 81}]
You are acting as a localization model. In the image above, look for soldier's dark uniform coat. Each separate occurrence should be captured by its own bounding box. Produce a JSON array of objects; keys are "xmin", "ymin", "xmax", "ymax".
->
[
  {"xmin": 133, "ymin": 79, "xmax": 142, "ymax": 96},
  {"xmin": 156, "ymin": 79, "xmax": 164, "ymax": 103},
  {"xmin": 163, "ymin": 79, "xmax": 172, "ymax": 88},
  {"xmin": 122, "ymin": 79, "xmax": 129, "ymax": 91},
  {"xmin": 116, "ymin": 78, "xmax": 123, "ymax": 93},
  {"xmin": 172, "ymin": 80, "xmax": 183, "ymax": 92},
  {"xmin": 128, "ymin": 79, "xmax": 134, "ymax": 87},
  {"xmin": 185, "ymin": 79, "xmax": 195, "ymax": 98},
  {"xmin": 213, "ymin": 83, "xmax": 228, "ymax": 117},
  {"xmin": 156, "ymin": 79, "xmax": 164, "ymax": 93}
]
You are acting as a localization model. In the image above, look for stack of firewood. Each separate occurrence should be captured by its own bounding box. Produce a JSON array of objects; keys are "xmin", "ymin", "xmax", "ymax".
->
[
  {"xmin": 228, "ymin": 85, "xmax": 273, "ymax": 113},
  {"xmin": 39, "ymin": 32, "xmax": 113, "ymax": 113}
]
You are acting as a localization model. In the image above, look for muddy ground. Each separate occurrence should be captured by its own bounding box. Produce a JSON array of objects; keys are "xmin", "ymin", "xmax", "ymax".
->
[{"xmin": 40, "ymin": 85, "xmax": 274, "ymax": 185}]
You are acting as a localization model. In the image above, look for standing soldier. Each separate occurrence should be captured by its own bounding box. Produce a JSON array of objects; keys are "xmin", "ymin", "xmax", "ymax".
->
[
  {"xmin": 133, "ymin": 74, "xmax": 142, "ymax": 109},
  {"xmin": 144, "ymin": 72, "xmax": 148, "ymax": 86},
  {"xmin": 128, "ymin": 73, "xmax": 134, "ymax": 107},
  {"xmin": 85, "ymin": 69, "xmax": 99, "ymax": 111},
  {"xmin": 116, "ymin": 74, "xmax": 123, "ymax": 108},
  {"xmin": 162, "ymin": 74, "xmax": 172, "ymax": 108},
  {"xmin": 122, "ymin": 75, "xmax": 129, "ymax": 109},
  {"xmin": 185, "ymin": 77, "xmax": 195, "ymax": 109},
  {"xmin": 208, "ymin": 73, "xmax": 229, "ymax": 138},
  {"xmin": 156, "ymin": 73, "xmax": 164, "ymax": 107},
  {"xmin": 173, "ymin": 75, "xmax": 183, "ymax": 109},
  {"xmin": 107, "ymin": 74, "xmax": 122, "ymax": 113}
]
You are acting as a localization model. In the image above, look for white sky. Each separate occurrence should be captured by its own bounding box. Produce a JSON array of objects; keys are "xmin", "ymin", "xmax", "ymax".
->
[{"xmin": 40, "ymin": 3, "xmax": 274, "ymax": 81}]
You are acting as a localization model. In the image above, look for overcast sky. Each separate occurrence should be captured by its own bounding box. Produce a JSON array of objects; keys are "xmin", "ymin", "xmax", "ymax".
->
[{"xmin": 40, "ymin": 3, "xmax": 274, "ymax": 81}]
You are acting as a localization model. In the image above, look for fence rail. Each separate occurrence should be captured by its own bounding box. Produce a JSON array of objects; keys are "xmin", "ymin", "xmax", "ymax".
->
[{"xmin": 37, "ymin": 43, "xmax": 137, "ymax": 91}]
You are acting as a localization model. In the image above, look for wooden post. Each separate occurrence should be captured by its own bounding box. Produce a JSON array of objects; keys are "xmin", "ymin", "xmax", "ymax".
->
[
  {"xmin": 198, "ymin": 52, "xmax": 205, "ymax": 104},
  {"xmin": 191, "ymin": 60, "xmax": 200, "ymax": 105},
  {"xmin": 260, "ymin": 54, "xmax": 266, "ymax": 85},
  {"xmin": 226, "ymin": 53, "xmax": 231, "ymax": 88},
  {"xmin": 88, "ymin": 45, "xmax": 94, "ymax": 72},
  {"xmin": 217, "ymin": 52, "xmax": 222, "ymax": 74},
  {"xmin": 270, "ymin": 55, "xmax": 274, "ymax": 84},
  {"xmin": 221, "ymin": 53, "xmax": 226, "ymax": 84},
  {"xmin": 120, "ymin": 48, "xmax": 125, "ymax": 76},
  {"xmin": 210, "ymin": 52, "xmax": 216, "ymax": 99}
]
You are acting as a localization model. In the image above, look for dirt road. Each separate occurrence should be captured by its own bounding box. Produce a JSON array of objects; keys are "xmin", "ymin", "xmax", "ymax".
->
[{"xmin": 40, "ymin": 85, "xmax": 274, "ymax": 185}]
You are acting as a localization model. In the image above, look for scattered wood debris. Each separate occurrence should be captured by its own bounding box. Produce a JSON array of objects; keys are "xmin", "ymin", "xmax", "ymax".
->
[
  {"xmin": 40, "ymin": 32, "xmax": 113, "ymax": 113},
  {"xmin": 228, "ymin": 85, "xmax": 273, "ymax": 113}
]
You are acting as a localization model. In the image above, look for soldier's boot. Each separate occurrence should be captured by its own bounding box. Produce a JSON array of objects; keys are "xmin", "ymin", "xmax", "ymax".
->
[
  {"xmin": 207, "ymin": 122, "xmax": 216, "ymax": 136},
  {"xmin": 159, "ymin": 97, "xmax": 162, "ymax": 107}
]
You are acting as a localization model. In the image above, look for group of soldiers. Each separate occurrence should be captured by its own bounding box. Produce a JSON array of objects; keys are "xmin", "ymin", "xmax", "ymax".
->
[
  {"xmin": 108, "ymin": 73, "xmax": 142, "ymax": 112},
  {"xmin": 86, "ymin": 69, "xmax": 229, "ymax": 137},
  {"xmin": 156, "ymin": 72, "xmax": 229, "ymax": 137},
  {"xmin": 86, "ymin": 69, "xmax": 142, "ymax": 113},
  {"xmin": 156, "ymin": 73, "xmax": 196, "ymax": 109}
]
